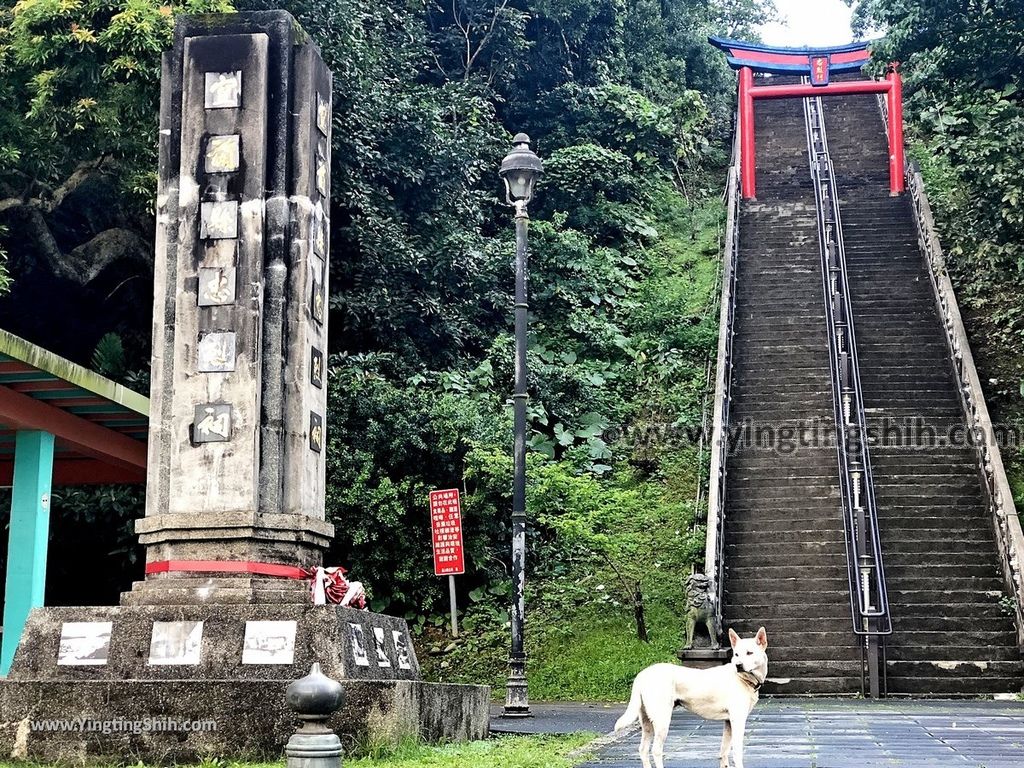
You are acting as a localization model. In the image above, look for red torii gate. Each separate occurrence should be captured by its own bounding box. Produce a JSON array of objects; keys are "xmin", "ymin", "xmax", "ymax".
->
[{"xmin": 709, "ymin": 36, "xmax": 904, "ymax": 199}]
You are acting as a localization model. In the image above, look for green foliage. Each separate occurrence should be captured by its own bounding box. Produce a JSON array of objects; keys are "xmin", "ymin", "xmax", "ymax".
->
[
  {"xmin": 92, "ymin": 332, "xmax": 127, "ymax": 379},
  {"xmin": 0, "ymin": 0, "xmax": 232, "ymax": 201},
  {"xmin": 532, "ymin": 461, "xmax": 702, "ymax": 601},
  {"xmin": 323, "ymin": 353, "xmax": 508, "ymax": 615},
  {"xmin": 31, "ymin": 737, "xmax": 597, "ymax": 768},
  {"xmin": 417, "ymin": 193, "xmax": 721, "ymax": 695}
]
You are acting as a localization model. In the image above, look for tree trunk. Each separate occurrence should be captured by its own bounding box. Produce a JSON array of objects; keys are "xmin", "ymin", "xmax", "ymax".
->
[{"xmin": 633, "ymin": 585, "xmax": 649, "ymax": 643}]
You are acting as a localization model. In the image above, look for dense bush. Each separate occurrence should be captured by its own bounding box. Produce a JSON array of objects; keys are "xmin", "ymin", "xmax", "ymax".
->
[{"xmin": 856, "ymin": 1, "xmax": 1024, "ymax": 496}]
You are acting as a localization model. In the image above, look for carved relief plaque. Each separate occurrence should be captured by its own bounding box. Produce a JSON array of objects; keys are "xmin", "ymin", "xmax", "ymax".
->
[
  {"xmin": 193, "ymin": 403, "xmax": 232, "ymax": 443},
  {"xmin": 198, "ymin": 267, "xmax": 237, "ymax": 306},
  {"xmin": 57, "ymin": 622, "xmax": 112, "ymax": 666},
  {"xmin": 205, "ymin": 134, "xmax": 240, "ymax": 173},
  {"xmin": 310, "ymin": 347, "xmax": 324, "ymax": 389},
  {"xmin": 242, "ymin": 620, "xmax": 297, "ymax": 665},
  {"xmin": 309, "ymin": 412, "xmax": 323, "ymax": 453},
  {"xmin": 316, "ymin": 93, "xmax": 330, "ymax": 136},
  {"xmin": 149, "ymin": 621, "xmax": 203, "ymax": 666},
  {"xmin": 197, "ymin": 331, "xmax": 236, "ymax": 372},
  {"xmin": 204, "ymin": 71, "xmax": 242, "ymax": 109},
  {"xmin": 200, "ymin": 200, "xmax": 238, "ymax": 240},
  {"xmin": 311, "ymin": 280, "xmax": 324, "ymax": 324}
]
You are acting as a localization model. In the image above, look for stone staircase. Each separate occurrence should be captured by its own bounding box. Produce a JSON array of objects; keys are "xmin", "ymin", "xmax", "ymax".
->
[
  {"xmin": 822, "ymin": 94, "xmax": 1023, "ymax": 695},
  {"xmin": 722, "ymin": 93, "xmax": 863, "ymax": 695}
]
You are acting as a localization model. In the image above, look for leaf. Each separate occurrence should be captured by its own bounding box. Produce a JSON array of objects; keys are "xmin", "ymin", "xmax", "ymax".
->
[{"xmin": 92, "ymin": 333, "xmax": 126, "ymax": 378}]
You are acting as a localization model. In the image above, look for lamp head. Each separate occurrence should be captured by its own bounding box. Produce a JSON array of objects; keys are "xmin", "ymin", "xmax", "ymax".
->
[{"xmin": 500, "ymin": 133, "xmax": 543, "ymax": 206}]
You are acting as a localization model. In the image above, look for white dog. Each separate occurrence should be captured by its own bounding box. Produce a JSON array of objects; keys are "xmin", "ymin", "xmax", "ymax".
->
[{"xmin": 615, "ymin": 627, "xmax": 768, "ymax": 768}]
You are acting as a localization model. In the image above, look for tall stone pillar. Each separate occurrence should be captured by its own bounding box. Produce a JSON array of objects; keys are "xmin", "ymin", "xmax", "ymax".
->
[
  {"xmin": 0, "ymin": 14, "xmax": 490, "ymax": 761},
  {"xmin": 126, "ymin": 12, "xmax": 334, "ymax": 605}
]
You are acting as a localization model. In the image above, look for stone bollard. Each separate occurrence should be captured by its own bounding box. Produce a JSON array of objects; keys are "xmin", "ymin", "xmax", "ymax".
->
[{"xmin": 285, "ymin": 663, "xmax": 345, "ymax": 768}]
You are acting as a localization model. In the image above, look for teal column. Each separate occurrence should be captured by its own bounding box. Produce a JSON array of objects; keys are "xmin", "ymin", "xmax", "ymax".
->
[{"xmin": 1, "ymin": 430, "xmax": 55, "ymax": 675}]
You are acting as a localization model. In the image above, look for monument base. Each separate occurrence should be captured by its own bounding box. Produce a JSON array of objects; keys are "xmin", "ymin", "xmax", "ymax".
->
[
  {"xmin": 121, "ymin": 574, "xmax": 316, "ymax": 605},
  {"xmin": 676, "ymin": 647, "xmax": 730, "ymax": 669},
  {"xmin": 0, "ymin": 605, "xmax": 489, "ymax": 762}
]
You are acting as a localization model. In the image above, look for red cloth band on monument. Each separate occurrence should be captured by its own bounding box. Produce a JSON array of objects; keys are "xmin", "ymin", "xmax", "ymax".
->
[
  {"xmin": 146, "ymin": 560, "xmax": 308, "ymax": 578},
  {"xmin": 145, "ymin": 560, "xmax": 368, "ymax": 609}
]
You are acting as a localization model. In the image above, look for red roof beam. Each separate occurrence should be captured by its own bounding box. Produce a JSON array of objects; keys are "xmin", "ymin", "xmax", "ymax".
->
[
  {"xmin": 0, "ymin": 385, "xmax": 146, "ymax": 471},
  {"xmin": 0, "ymin": 458, "xmax": 145, "ymax": 486},
  {"xmin": 0, "ymin": 362, "xmax": 42, "ymax": 374},
  {"xmin": 5, "ymin": 381, "xmax": 78, "ymax": 393},
  {"xmin": 35, "ymin": 397, "xmax": 111, "ymax": 407}
]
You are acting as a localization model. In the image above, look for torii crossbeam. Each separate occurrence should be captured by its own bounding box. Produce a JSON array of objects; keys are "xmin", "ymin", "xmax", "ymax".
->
[{"xmin": 709, "ymin": 36, "xmax": 904, "ymax": 199}]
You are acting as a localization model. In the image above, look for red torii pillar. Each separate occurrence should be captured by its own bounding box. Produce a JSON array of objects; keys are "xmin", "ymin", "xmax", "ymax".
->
[
  {"xmin": 737, "ymin": 66, "xmax": 905, "ymax": 199},
  {"xmin": 739, "ymin": 67, "xmax": 756, "ymax": 199},
  {"xmin": 886, "ymin": 64, "xmax": 905, "ymax": 196}
]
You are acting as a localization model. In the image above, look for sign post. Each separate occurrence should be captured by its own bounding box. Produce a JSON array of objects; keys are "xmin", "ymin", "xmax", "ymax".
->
[{"xmin": 429, "ymin": 489, "xmax": 465, "ymax": 637}]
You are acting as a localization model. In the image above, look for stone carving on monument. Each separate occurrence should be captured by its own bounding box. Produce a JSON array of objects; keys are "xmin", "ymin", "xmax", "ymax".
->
[{"xmin": 0, "ymin": 12, "xmax": 488, "ymax": 762}]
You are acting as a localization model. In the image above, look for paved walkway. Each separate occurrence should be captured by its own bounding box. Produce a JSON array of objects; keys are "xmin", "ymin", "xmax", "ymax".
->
[
  {"xmin": 492, "ymin": 699, "xmax": 1024, "ymax": 767},
  {"xmin": 491, "ymin": 702, "xmax": 624, "ymax": 735}
]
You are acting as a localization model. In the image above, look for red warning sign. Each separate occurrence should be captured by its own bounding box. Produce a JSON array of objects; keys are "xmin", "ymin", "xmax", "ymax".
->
[{"xmin": 429, "ymin": 489, "xmax": 465, "ymax": 576}]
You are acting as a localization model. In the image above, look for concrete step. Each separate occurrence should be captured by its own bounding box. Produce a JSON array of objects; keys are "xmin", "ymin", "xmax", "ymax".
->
[
  {"xmin": 727, "ymin": 553, "xmax": 847, "ymax": 569},
  {"xmin": 721, "ymin": 601, "xmax": 861, "ymax": 620},
  {"xmin": 725, "ymin": 585, "xmax": 851, "ymax": 601},
  {"xmin": 886, "ymin": 659, "xmax": 1024, "ymax": 680},
  {"xmin": 873, "ymin": 537, "xmax": 997, "ymax": 554},
  {"xmin": 722, "ymin": 495, "xmax": 842, "ymax": 510},
  {"xmin": 883, "ymin": 563, "xmax": 1002, "ymax": 579},
  {"xmin": 724, "ymin": 517, "xmax": 846, "ymax": 534},
  {"xmin": 761, "ymin": 676, "xmax": 862, "ymax": 695},
  {"xmin": 885, "ymin": 642, "xmax": 1020, "ymax": 661},
  {"xmin": 883, "ymin": 675, "xmax": 1024, "ymax": 695},
  {"xmin": 727, "ymin": 565, "xmax": 853, "ymax": 581},
  {"xmin": 889, "ymin": 589, "xmax": 1011, "ymax": 604},
  {"xmin": 888, "ymin": 616, "xmax": 1017, "ymax": 634},
  {"xmin": 882, "ymin": 576, "xmax": 1005, "ymax": 592},
  {"xmin": 727, "ymin": 471, "xmax": 840, "ymax": 485}
]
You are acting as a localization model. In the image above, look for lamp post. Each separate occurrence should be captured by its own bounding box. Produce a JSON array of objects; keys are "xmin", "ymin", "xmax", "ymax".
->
[{"xmin": 499, "ymin": 133, "xmax": 542, "ymax": 718}]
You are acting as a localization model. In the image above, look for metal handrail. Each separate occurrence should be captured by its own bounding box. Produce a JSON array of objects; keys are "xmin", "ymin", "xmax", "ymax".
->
[
  {"xmin": 704, "ymin": 123, "xmax": 741, "ymax": 639},
  {"xmin": 802, "ymin": 94, "xmax": 892, "ymax": 665}
]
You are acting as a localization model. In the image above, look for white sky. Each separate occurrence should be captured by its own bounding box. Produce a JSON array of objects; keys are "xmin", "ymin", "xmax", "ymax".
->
[{"xmin": 758, "ymin": 0, "xmax": 857, "ymax": 47}]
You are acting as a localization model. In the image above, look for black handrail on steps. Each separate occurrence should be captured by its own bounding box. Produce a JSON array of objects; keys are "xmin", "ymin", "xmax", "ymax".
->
[{"xmin": 802, "ymin": 92, "xmax": 892, "ymax": 699}]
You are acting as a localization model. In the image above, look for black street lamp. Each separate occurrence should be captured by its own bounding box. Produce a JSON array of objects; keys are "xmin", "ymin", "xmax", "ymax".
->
[{"xmin": 499, "ymin": 133, "xmax": 542, "ymax": 718}]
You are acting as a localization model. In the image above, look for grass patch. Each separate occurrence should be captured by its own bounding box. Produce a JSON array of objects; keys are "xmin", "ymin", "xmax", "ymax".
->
[
  {"xmin": 420, "ymin": 579, "xmax": 688, "ymax": 701},
  {"xmin": 349, "ymin": 733, "xmax": 596, "ymax": 767},
  {"xmin": 0, "ymin": 734, "xmax": 597, "ymax": 768},
  {"xmin": 528, "ymin": 601, "xmax": 684, "ymax": 701}
]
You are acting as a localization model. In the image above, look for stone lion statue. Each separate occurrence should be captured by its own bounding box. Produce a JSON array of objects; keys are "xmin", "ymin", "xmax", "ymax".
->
[{"xmin": 682, "ymin": 573, "xmax": 720, "ymax": 650}]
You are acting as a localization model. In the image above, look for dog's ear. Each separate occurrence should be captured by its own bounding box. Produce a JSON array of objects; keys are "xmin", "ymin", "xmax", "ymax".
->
[
  {"xmin": 728, "ymin": 628, "xmax": 740, "ymax": 648},
  {"xmin": 755, "ymin": 626, "xmax": 768, "ymax": 649}
]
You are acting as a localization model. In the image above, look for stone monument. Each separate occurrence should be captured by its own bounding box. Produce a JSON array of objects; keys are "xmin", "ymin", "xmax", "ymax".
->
[{"xmin": 0, "ymin": 12, "xmax": 488, "ymax": 762}]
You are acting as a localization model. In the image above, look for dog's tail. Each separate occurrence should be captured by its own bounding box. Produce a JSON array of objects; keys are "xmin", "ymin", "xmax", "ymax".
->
[{"xmin": 614, "ymin": 681, "xmax": 642, "ymax": 731}]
